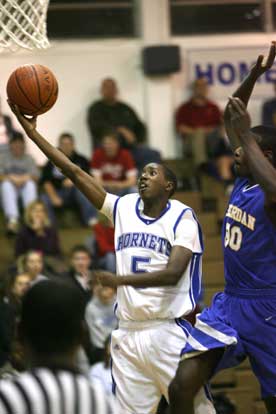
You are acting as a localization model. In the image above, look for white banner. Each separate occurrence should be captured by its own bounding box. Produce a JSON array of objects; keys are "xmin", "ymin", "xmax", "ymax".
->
[{"xmin": 187, "ymin": 46, "xmax": 276, "ymax": 99}]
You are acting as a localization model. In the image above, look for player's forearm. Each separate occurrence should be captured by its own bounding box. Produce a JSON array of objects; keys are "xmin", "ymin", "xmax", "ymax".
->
[
  {"xmin": 27, "ymin": 129, "xmax": 106, "ymax": 209},
  {"xmin": 116, "ymin": 269, "xmax": 182, "ymax": 288},
  {"xmin": 26, "ymin": 129, "xmax": 80, "ymax": 179},
  {"xmin": 240, "ymin": 132, "xmax": 276, "ymax": 196},
  {"xmin": 224, "ymin": 70, "xmax": 258, "ymax": 150}
]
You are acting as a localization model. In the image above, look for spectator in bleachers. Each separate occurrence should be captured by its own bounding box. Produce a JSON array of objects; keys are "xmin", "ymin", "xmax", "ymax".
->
[
  {"xmin": 0, "ymin": 273, "xmax": 32, "ymax": 375},
  {"xmin": 40, "ymin": 132, "xmax": 97, "ymax": 226},
  {"xmin": 91, "ymin": 130, "xmax": 137, "ymax": 195},
  {"xmin": 89, "ymin": 335, "xmax": 112, "ymax": 395},
  {"xmin": 87, "ymin": 78, "xmax": 161, "ymax": 171},
  {"xmin": 15, "ymin": 200, "xmax": 62, "ymax": 260},
  {"xmin": 18, "ymin": 251, "xmax": 48, "ymax": 284},
  {"xmin": 85, "ymin": 280, "xmax": 117, "ymax": 363},
  {"xmin": 176, "ymin": 77, "xmax": 222, "ymax": 166},
  {"xmin": 0, "ymin": 97, "xmax": 17, "ymax": 158},
  {"xmin": 61, "ymin": 245, "xmax": 93, "ymax": 304},
  {"xmin": 262, "ymin": 82, "xmax": 276, "ymax": 127},
  {"xmin": 87, "ymin": 77, "xmax": 146, "ymax": 149},
  {"xmin": 0, "ymin": 132, "xmax": 39, "ymax": 235},
  {"xmin": 176, "ymin": 77, "xmax": 234, "ymax": 186}
]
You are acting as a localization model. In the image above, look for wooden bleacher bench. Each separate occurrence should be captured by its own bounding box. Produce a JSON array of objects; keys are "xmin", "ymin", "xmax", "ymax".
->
[
  {"xmin": 254, "ymin": 401, "xmax": 267, "ymax": 414},
  {"xmin": 59, "ymin": 228, "xmax": 92, "ymax": 257},
  {"xmin": 212, "ymin": 386, "xmax": 254, "ymax": 414},
  {"xmin": 211, "ymin": 368, "xmax": 236, "ymax": 386},
  {"xmin": 204, "ymin": 286, "xmax": 224, "ymax": 306},
  {"xmin": 173, "ymin": 191, "xmax": 202, "ymax": 213},
  {"xmin": 235, "ymin": 370, "xmax": 260, "ymax": 400},
  {"xmin": 203, "ymin": 261, "xmax": 224, "ymax": 285},
  {"xmin": 201, "ymin": 174, "xmax": 225, "ymax": 200},
  {"xmin": 198, "ymin": 212, "xmax": 219, "ymax": 236},
  {"xmin": 204, "ymin": 235, "xmax": 223, "ymax": 261}
]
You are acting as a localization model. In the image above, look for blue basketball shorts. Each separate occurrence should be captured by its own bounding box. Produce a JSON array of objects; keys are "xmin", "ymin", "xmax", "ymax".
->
[{"xmin": 181, "ymin": 289, "xmax": 276, "ymax": 398}]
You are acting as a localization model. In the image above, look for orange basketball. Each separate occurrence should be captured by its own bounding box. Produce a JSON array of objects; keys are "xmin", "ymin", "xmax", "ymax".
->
[{"xmin": 7, "ymin": 64, "xmax": 58, "ymax": 116}]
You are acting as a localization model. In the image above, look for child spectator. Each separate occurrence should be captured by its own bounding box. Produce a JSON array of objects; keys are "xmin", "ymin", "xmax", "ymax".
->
[
  {"xmin": 85, "ymin": 281, "xmax": 117, "ymax": 363},
  {"xmin": 18, "ymin": 251, "xmax": 48, "ymax": 284},
  {"xmin": 61, "ymin": 245, "xmax": 93, "ymax": 304},
  {"xmin": 0, "ymin": 133, "xmax": 39, "ymax": 235},
  {"xmin": 90, "ymin": 130, "xmax": 137, "ymax": 195}
]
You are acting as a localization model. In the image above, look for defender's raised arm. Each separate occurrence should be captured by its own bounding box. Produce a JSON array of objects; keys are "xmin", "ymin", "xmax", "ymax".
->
[{"xmin": 224, "ymin": 42, "xmax": 276, "ymax": 150}]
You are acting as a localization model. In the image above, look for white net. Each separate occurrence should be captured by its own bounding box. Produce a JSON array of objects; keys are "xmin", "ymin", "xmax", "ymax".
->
[{"xmin": 0, "ymin": 0, "xmax": 50, "ymax": 52}]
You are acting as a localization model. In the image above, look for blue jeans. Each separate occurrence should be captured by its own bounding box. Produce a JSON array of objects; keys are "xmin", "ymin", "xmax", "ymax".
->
[{"xmin": 41, "ymin": 187, "xmax": 97, "ymax": 225}]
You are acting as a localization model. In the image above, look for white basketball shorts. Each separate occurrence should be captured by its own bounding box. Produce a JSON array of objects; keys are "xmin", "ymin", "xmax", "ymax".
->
[{"xmin": 111, "ymin": 318, "xmax": 215, "ymax": 414}]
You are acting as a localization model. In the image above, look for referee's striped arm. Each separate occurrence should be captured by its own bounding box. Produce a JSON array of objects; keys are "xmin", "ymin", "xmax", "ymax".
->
[{"xmin": 0, "ymin": 368, "xmax": 115, "ymax": 414}]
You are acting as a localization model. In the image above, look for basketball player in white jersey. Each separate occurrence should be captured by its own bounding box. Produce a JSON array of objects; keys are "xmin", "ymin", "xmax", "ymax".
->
[{"xmin": 9, "ymin": 102, "xmax": 215, "ymax": 414}]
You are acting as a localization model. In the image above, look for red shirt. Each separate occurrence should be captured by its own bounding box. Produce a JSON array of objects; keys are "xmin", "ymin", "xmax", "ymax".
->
[
  {"xmin": 91, "ymin": 148, "xmax": 136, "ymax": 181},
  {"xmin": 93, "ymin": 223, "xmax": 115, "ymax": 257},
  {"xmin": 175, "ymin": 99, "xmax": 221, "ymax": 129}
]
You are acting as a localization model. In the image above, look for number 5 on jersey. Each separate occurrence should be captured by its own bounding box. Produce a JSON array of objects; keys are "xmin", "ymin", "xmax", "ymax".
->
[
  {"xmin": 132, "ymin": 256, "xmax": 151, "ymax": 273},
  {"xmin": 224, "ymin": 223, "xmax": 243, "ymax": 251}
]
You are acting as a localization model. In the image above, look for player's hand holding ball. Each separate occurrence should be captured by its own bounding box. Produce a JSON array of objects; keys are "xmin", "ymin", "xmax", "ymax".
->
[
  {"xmin": 8, "ymin": 100, "xmax": 37, "ymax": 134},
  {"xmin": 7, "ymin": 64, "xmax": 58, "ymax": 134}
]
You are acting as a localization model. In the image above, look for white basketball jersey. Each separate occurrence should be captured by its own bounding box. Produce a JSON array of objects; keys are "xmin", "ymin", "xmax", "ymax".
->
[{"xmin": 102, "ymin": 193, "xmax": 203, "ymax": 321}]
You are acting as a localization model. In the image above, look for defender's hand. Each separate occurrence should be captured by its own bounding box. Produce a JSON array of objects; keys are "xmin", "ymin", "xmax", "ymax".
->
[
  {"xmin": 8, "ymin": 101, "xmax": 37, "ymax": 133},
  {"xmin": 251, "ymin": 41, "xmax": 276, "ymax": 78},
  {"xmin": 228, "ymin": 97, "xmax": 251, "ymax": 136}
]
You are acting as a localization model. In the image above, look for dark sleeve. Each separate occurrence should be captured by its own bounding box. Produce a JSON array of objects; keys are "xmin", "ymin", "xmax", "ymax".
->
[
  {"xmin": 0, "ymin": 302, "xmax": 15, "ymax": 365},
  {"xmin": 15, "ymin": 228, "xmax": 28, "ymax": 257},
  {"xmin": 49, "ymin": 227, "xmax": 62, "ymax": 256},
  {"xmin": 122, "ymin": 104, "xmax": 147, "ymax": 144},
  {"xmin": 40, "ymin": 161, "xmax": 54, "ymax": 185},
  {"xmin": 78, "ymin": 155, "xmax": 90, "ymax": 174},
  {"xmin": 87, "ymin": 101, "xmax": 109, "ymax": 147},
  {"xmin": 130, "ymin": 108, "xmax": 147, "ymax": 144}
]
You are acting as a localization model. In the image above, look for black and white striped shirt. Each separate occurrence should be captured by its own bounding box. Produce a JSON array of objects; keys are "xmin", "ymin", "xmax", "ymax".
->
[{"xmin": 0, "ymin": 368, "xmax": 116, "ymax": 414}]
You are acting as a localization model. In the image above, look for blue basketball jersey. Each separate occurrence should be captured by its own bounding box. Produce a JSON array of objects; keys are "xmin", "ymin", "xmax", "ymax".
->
[{"xmin": 222, "ymin": 178, "xmax": 276, "ymax": 290}]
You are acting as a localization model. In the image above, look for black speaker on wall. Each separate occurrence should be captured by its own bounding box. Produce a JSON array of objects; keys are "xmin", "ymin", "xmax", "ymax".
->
[{"xmin": 142, "ymin": 45, "xmax": 181, "ymax": 76}]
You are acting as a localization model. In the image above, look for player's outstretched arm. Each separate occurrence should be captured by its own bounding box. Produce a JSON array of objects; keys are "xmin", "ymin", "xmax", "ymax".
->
[
  {"xmin": 9, "ymin": 102, "xmax": 106, "ymax": 210},
  {"xmin": 96, "ymin": 246, "xmax": 193, "ymax": 288},
  {"xmin": 224, "ymin": 41, "xmax": 276, "ymax": 150},
  {"xmin": 229, "ymin": 97, "xmax": 276, "ymax": 204}
]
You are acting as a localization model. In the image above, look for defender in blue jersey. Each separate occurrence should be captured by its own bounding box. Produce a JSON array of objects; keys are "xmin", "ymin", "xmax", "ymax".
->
[{"xmin": 170, "ymin": 42, "xmax": 276, "ymax": 414}]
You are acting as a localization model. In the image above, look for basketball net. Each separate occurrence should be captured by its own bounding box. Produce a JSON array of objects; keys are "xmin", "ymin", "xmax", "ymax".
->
[{"xmin": 0, "ymin": 0, "xmax": 50, "ymax": 52}]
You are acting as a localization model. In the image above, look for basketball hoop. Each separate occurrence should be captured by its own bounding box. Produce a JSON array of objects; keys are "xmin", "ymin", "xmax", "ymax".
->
[{"xmin": 0, "ymin": 0, "xmax": 50, "ymax": 52}]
